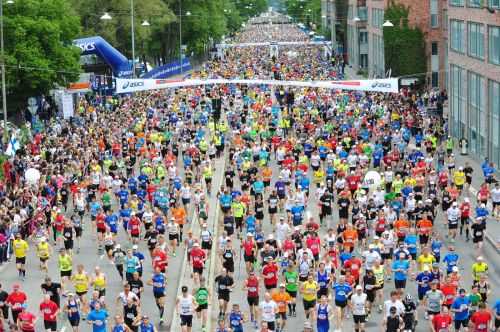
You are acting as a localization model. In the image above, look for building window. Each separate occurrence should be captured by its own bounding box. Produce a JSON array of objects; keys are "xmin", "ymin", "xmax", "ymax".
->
[
  {"xmin": 371, "ymin": 8, "xmax": 384, "ymax": 29},
  {"xmin": 450, "ymin": 65, "xmax": 465, "ymax": 136},
  {"xmin": 468, "ymin": 0, "xmax": 481, "ymax": 7},
  {"xmin": 468, "ymin": 71, "xmax": 486, "ymax": 156},
  {"xmin": 432, "ymin": 42, "xmax": 438, "ymax": 55},
  {"xmin": 443, "ymin": 9, "xmax": 448, "ymax": 30},
  {"xmin": 432, "ymin": 72, "xmax": 439, "ymax": 87},
  {"xmin": 360, "ymin": 54, "xmax": 368, "ymax": 68},
  {"xmin": 359, "ymin": 31, "xmax": 368, "ymax": 43},
  {"xmin": 490, "ymin": 0, "xmax": 500, "ymax": 9},
  {"xmin": 468, "ymin": 22, "xmax": 485, "ymax": 60},
  {"xmin": 449, "ymin": 0, "xmax": 465, "ymax": 6},
  {"xmin": 450, "ymin": 20, "xmax": 465, "ymax": 53},
  {"xmin": 489, "ymin": 80, "xmax": 500, "ymax": 165},
  {"xmin": 430, "ymin": 0, "xmax": 439, "ymax": 28},
  {"xmin": 489, "ymin": 26, "xmax": 500, "ymax": 65}
]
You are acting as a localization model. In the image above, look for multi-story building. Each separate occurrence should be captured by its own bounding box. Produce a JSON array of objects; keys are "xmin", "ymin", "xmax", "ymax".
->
[
  {"xmin": 447, "ymin": 0, "xmax": 500, "ymax": 163},
  {"xmin": 321, "ymin": 0, "xmax": 348, "ymax": 55},
  {"xmin": 362, "ymin": 0, "xmax": 447, "ymax": 88},
  {"xmin": 346, "ymin": 0, "xmax": 369, "ymax": 73}
]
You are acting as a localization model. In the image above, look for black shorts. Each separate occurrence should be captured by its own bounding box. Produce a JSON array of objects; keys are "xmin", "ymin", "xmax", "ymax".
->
[
  {"xmin": 60, "ymin": 270, "xmax": 72, "ymax": 278},
  {"xmin": 97, "ymin": 228, "xmax": 106, "ymax": 234},
  {"xmin": 180, "ymin": 314, "xmax": 193, "ymax": 327},
  {"xmin": 153, "ymin": 292, "xmax": 165, "ymax": 299},
  {"xmin": 495, "ymin": 317, "xmax": 500, "ymax": 328},
  {"xmin": 303, "ymin": 299, "xmax": 316, "ymax": 311},
  {"xmin": 218, "ymin": 293, "xmax": 230, "ymax": 302},
  {"xmin": 74, "ymin": 227, "xmax": 83, "ymax": 237},
  {"xmin": 409, "ymin": 252, "xmax": 417, "ymax": 260},
  {"xmin": 448, "ymin": 222, "xmax": 458, "ymax": 229},
  {"xmin": 169, "ymin": 234, "xmax": 179, "ymax": 241},
  {"xmin": 395, "ymin": 279, "xmax": 406, "ymax": 289},
  {"xmin": 264, "ymin": 321, "xmax": 276, "ymax": 331},
  {"xmin": 39, "ymin": 256, "xmax": 49, "ymax": 262},
  {"xmin": 76, "ymin": 291, "xmax": 87, "ymax": 298},
  {"xmin": 201, "ymin": 241, "xmax": 212, "ymax": 250},
  {"xmin": 247, "ymin": 296, "xmax": 259, "ymax": 306},
  {"xmin": 473, "ymin": 237, "xmax": 484, "ymax": 243},
  {"xmin": 286, "ymin": 290, "xmax": 297, "ymax": 298},
  {"xmin": 335, "ymin": 299, "xmax": 348, "ymax": 308},
  {"xmin": 15, "ymin": 257, "xmax": 26, "ymax": 265},
  {"xmin": 44, "ymin": 320, "xmax": 57, "ymax": 331},
  {"xmin": 353, "ymin": 314, "xmax": 366, "ymax": 324},
  {"xmin": 276, "ymin": 312, "xmax": 287, "ymax": 320},
  {"xmin": 265, "ymin": 283, "xmax": 277, "ymax": 290},
  {"xmin": 454, "ymin": 319, "xmax": 469, "ymax": 329},
  {"xmin": 69, "ymin": 317, "xmax": 80, "ymax": 327},
  {"xmin": 193, "ymin": 266, "xmax": 203, "ymax": 275},
  {"xmin": 264, "ymin": 180, "xmax": 271, "ymax": 187},
  {"xmin": 493, "ymin": 201, "xmax": 500, "ymax": 208},
  {"xmin": 381, "ymin": 252, "xmax": 392, "ymax": 261},
  {"xmin": 196, "ymin": 303, "xmax": 208, "ymax": 312},
  {"xmin": 268, "ymin": 207, "xmax": 277, "ymax": 214},
  {"xmin": 366, "ymin": 291, "xmax": 376, "ymax": 303},
  {"xmin": 244, "ymin": 254, "xmax": 255, "ymax": 263},
  {"xmin": 64, "ymin": 240, "xmax": 74, "ymax": 250}
]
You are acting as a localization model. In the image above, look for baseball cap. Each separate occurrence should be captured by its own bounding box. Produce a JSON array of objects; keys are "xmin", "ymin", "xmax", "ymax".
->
[
  {"xmin": 132, "ymin": 245, "xmax": 138, "ymax": 250},
  {"xmin": 356, "ymin": 285, "xmax": 363, "ymax": 290},
  {"xmin": 279, "ymin": 283, "xmax": 285, "ymax": 288}
]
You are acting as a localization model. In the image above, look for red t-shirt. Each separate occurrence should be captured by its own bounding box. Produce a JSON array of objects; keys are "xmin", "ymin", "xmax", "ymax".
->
[
  {"xmin": 190, "ymin": 248, "xmax": 206, "ymax": 268},
  {"xmin": 470, "ymin": 311, "xmax": 492, "ymax": 332},
  {"xmin": 440, "ymin": 284, "xmax": 457, "ymax": 305},
  {"xmin": 17, "ymin": 311, "xmax": 35, "ymax": 331},
  {"xmin": 7, "ymin": 291, "xmax": 27, "ymax": 311},
  {"xmin": 432, "ymin": 313, "xmax": 452, "ymax": 331},
  {"xmin": 306, "ymin": 237, "xmax": 321, "ymax": 255},
  {"xmin": 152, "ymin": 250, "xmax": 167, "ymax": 271},
  {"xmin": 262, "ymin": 263, "xmax": 278, "ymax": 286},
  {"xmin": 39, "ymin": 300, "xmax": 58, "ymax": 322}
]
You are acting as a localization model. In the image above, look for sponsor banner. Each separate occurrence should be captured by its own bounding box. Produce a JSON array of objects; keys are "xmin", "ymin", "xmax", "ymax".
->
[
  {"xmin": 116, "ymin": 78, "xmax": 398, "ymax": 94},
  {"xmin": 141, "ymin": 58, "xmax": 192, "ymax": 79}
]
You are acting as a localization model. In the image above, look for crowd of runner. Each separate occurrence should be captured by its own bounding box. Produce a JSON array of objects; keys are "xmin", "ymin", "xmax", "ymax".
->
[{"xmin": 0, "ymin": 14, "xmax": 498, "ymax": 332}]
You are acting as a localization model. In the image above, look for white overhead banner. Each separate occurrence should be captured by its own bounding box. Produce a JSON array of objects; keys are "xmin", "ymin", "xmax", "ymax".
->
[{"xmin": 116, "ymin": 78, "xmax": 399, "ymax": 94}]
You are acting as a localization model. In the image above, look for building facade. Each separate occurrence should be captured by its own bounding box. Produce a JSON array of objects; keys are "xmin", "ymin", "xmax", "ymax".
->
[
  {"xmin": 361, "ymin": 0, "xmax": 447, "ymax": 87},
  {"xmin": 447, "ymin": 0, "xmax": 500, "ymax": 164},
  {"xmin": 346, "ymin": 0, "xmax": 369, "ymax": 73}
]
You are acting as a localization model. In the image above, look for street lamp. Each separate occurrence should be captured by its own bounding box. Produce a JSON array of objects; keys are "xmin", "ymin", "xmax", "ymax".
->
[
  {"xmin": 382, "ymin": 20, "xmax": 394, "ymax": 27},
  {"xmin": 100, "ymin": 0, "xmax": 139, "ymax": 77},
  {"xmin": 1, "ymin": 0, "xmax": 13, "ymax": 143}
]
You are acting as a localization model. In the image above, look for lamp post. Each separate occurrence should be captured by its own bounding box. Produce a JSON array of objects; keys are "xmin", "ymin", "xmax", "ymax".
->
[
  {"xmin": 101, "ymin": 0, "xmax": 150, "ymax": 78},
  {"xmin": 382, "ymin": 20, "xmax": 394, "ymax": 78},
  {"xmin": 1, "ymin": 0, "xmax": 13, "ymax": 144},
  {"xmin": 179, "ymin": 2, "xmax": 191, "ymax": 76}
]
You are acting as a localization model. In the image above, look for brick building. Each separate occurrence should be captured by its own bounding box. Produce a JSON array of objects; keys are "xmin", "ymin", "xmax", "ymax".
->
[
  {"xmin": 352, "ymin": 0, "xmax": 448, "ymax": 88},
  {"xmin": 447, "ymin": 1, "xmax": 500, "ymax": 164}
]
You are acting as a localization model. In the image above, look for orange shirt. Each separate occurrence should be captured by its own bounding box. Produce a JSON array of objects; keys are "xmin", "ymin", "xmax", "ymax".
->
[
  {"xmin": 272, "ymin": 291, "xmax": 291, "ymax": 313},
  {"xmin": 172, "ymin": 207, "xmax": 187, "ymax": 225},
  {"xmin": 394, "ymin": 219, "xmax": 410, "ymax": 237},
  {"xmin": 342, "ymin": 230, "xmax": 358, "ymax": 247},
  {"xmin": 417, "ymin": 219, "xmax": 433, "ymax": 235},
  {"xmin": 262, "ymin": 168, "xmax": 272, "ymax": 182}
]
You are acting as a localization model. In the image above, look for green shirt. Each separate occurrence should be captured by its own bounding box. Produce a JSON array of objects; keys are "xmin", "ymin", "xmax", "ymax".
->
[
  {"xmin": 195, "ymin": 287, "xmax": 209, "ymax": 305},
  {"xmin": 102, "ymin": 192, "xmax": 111, "ymax": 206},
  {"xmin": 284, "ymin": 271, "xmax": 298, "ymax": 292}
]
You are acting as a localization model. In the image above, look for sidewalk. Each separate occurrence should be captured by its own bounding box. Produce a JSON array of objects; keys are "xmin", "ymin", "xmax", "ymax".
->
[{"xmin": 453, "ymin": 146, "xmax": 500, "ymax": 252}]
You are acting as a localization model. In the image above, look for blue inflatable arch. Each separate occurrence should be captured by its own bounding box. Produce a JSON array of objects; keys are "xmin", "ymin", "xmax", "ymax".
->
[{"xmin": 73, "ymin": 36, "xmax": 133, "ymax": 78}]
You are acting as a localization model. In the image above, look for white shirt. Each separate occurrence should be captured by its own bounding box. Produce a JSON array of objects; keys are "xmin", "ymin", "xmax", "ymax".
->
[
  {"xmin": 491, "ymin": 188, "xmax": 500, "ymax": 203},
  {"xmin": 351, "ymin": 293, "xmax": 368, "ymax": 315},
  {"xmin": 259, "ymin": 300, "xmax": 278, "ymax": 322},
  {"xmin": 178, "ymin": 295, "xmax": 194, "ymax": 316},
  {"xmin": 384, "ymin": 299, "xmax": 405, "ymax": 317}
]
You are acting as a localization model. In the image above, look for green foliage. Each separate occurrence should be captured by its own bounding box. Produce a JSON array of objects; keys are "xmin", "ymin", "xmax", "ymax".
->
[
  {"xmin": 285, "ymin": 0, "xmax": 322, "ymax": 30},
  {"xmin": 4, "ymin": 0, "xmax": 82, "ymax": 98},
  {"xmin": 383, "ymin": 3, "xmax": 426, "ymax": 78}
]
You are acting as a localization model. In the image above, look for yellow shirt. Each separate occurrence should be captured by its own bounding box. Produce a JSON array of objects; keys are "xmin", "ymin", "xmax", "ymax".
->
[
  {"xmin": 13, "ymin": 239, "xmax": 29, "ymax": 258},
  {"xmin": 453, "ymin": 171, "xmax": 466, "ymax": 186},
  {"xmin": 302, "ymin": 281, "xmax": 318, "ymax": 301},
  {"xmin": 93, "ymin": 275, "xmax": 106, "ymax": 290},
  {"xmin": 471, "ymin": 262, "xmax": 488, "ymax": 281},
  {"xmin": 417, "ymin": 254, "xmax": 436, "ymax": 271},
  {"xmin": 37, "ymin": 242, "xmax": 50, "ymax": 258},
  {"xmin": 373, "ymin": 266, "xmax": 385, "ymax": 286},
  {"xmin": 73, "ymin": 273, "xmax": 89, "ymax": 293}
]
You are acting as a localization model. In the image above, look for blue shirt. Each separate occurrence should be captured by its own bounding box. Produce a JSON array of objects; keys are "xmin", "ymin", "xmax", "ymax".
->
[
  {"xmin": 87, "ymin": 309, "xmax": 108, "ymax": 332},
  {"xmin": 105, "ymin": 214, "xmax": 118, "ymax": 233},
  {"xmin": 443, "ymin": 253, "xmax": 459, "ymax": 273},
  {"xmin": 493, "ymin": 299, "xmax": 500, "ymax": 315},
  {"xmin": 219, "ymin": 194, "xmax": 232, "ymax": 208},
  {"xmin": 125, "ymin": 256, "xmax": 139, "ymax": 273},
  {"xmin": 416, "ymin": 272, "xmax": 433, "ymax": 293},
  {"xmin": 333, "ymin": 283, "xmax": 352, "ymax": 302},
  {"xmin": 404, "ymin": 234, "xmax": 418, "ymax": 254},
  {"xmin": 140, "ymin": 323, "xmax": 155, "ymax": 332},
  {"xmin": 291, "ymin": 205, "xmax": 304, "ymax": 224},
  {"xmin": 118, "ymin": 190, "xmax": 129, "ymax": 204},
  {"xmin": 151, "ymin": 273, "xmax": 166, "ymax": 293},
  {"xmin": 452, "ymin": 296, "xmax": 471, "ymax": 320},
  {"xmin": 392, "ymin": 260, "xmax": 410, "ymax": 281}
]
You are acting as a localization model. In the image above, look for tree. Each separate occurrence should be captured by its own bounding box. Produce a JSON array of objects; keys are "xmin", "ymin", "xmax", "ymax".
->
[
  {"xmin": 383, "ymin": 3, "xmax": 426, "ymax": 78},
  {"xmin": 3, "ymin": 0, "xmax": 82, "ymax": 100}
]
